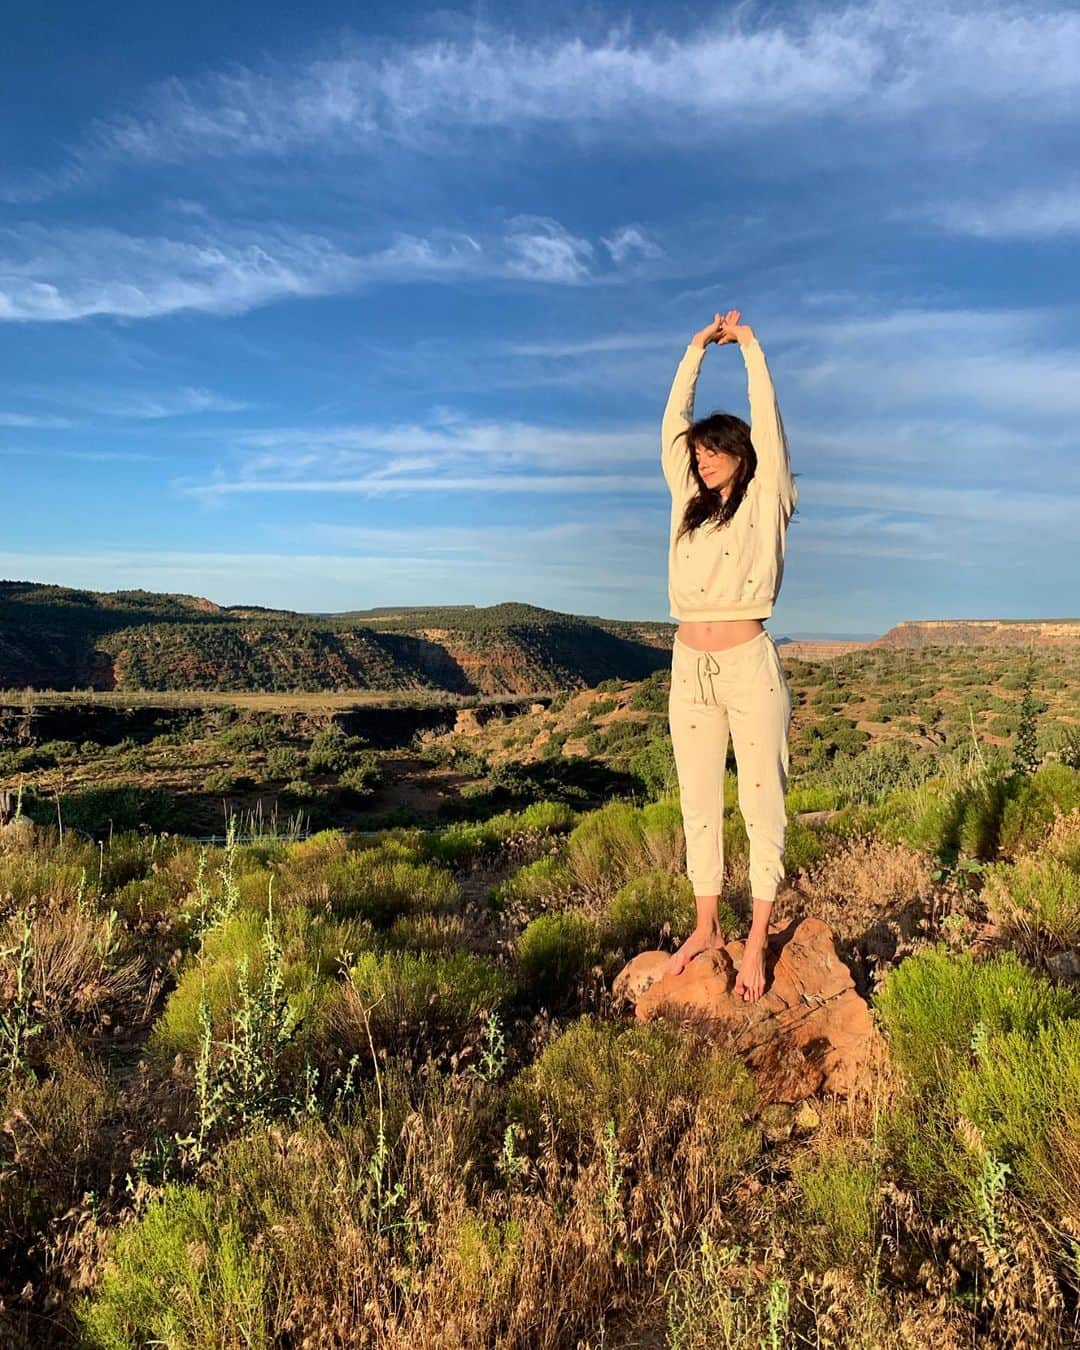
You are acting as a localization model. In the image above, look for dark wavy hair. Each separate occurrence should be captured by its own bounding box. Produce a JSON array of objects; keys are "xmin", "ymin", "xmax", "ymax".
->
[{"xmin": 673, "ymin": 411, "xmax": 757, "ymax": 545}]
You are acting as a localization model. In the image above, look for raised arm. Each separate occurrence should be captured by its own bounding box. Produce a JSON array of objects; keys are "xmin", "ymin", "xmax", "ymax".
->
[
  {"xmin": 710, "ymin": 310, "xmax": 797, "ymax": 516},
  {"xmin": 740, "ymin": 336, "xmax": 797, "ymax": 517},
  {"xmin": 660, "ymin": 343, "xmax": 706, "ymax": 498},
  {"xmin": 660, "ymin": 314, "xmax": 725, "ymax": 500}
]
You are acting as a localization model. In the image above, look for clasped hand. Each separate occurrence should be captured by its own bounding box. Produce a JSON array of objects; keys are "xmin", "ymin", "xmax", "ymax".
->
[{"xmin": 691, "ymin": 309, "xmax": 754, "ymax": 349}]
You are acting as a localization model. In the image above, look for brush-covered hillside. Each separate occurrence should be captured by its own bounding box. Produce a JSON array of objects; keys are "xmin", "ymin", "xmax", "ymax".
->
[
  {"xmin": 2, "ymin": 670, "xmax": 1080, "ymax": 1346},
  {"xmin": 0, "ymin": 582, "xmax": 678, "ymax": 695}
]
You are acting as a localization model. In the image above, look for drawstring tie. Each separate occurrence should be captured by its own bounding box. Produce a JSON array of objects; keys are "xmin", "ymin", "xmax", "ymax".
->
[{"xmin": 695, "ymin": 650, "xmax": 723, "ymax": 706}]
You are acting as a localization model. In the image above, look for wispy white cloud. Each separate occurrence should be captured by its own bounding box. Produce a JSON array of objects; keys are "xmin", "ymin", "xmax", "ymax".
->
[
  {"xmin": 504, "ymin": 217, "xmax": 593, "ymax": 284},
  {"xmin": 233, "ymin": 413, "xmax": 641, "ymax": 465},
  {"xmin": 802, "ymin": 477, "xmax": 1076, "ymax": 530},
  {"xmin": 0, "ymin": 524, "xmax": 664, "ymax": 615},
  {"xmin": 795, "ymin": 336, "xmax": 1080, "ymax": 419},
  {"xmin": 176, "ymin": 413, "xmax": 658, "ymax": 501},
  {"xmin": 86, "ymin": 387, "xmax": 250, "ymax": 419},
  {"xmin": 600, "ymin": 226, "xmax": 663, "ymax": 265},
  {"xmin": 180, "ymin": 471, "xmax": 661, "ymax": 501},
  {"xmin": 0, "ymin": 216, "xmax": 655, "ymax": 322},
  {"xmin": 7, "ymin": 3, "xmax": 1077, "ymax": 202},
  {"xmin": 158, "ymin": 297, "xmax": 1079, "ymax": 512},
  {"xmin": 904, "ymin": 183, "xmax": 1080, "ymax": 239},
  {"xmin": 0, "ymin": 446, "xmax": 158, "ymax": 462},
  {"xmin": 0, "ymin": 412, "xmax": 73, "ymax": 428},
  {"xmin": 505, "ymin": 332, "xmax": 679, "ymax": 359},
  {"xmin": 0, "ymin": 223, "xmax": 362, "ymax": 321}
]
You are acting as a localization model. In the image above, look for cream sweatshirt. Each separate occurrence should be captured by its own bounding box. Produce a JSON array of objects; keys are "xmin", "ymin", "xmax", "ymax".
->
[{"xmin": 662, "ymin": 338, "xmax": 798, "ymax": 623}]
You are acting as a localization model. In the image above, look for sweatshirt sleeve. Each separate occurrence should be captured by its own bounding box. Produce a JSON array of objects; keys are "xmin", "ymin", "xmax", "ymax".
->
[
  {"xmin": 742, "ymin": 338, "xmax": 797, "ymax": 517},
  {"xmin": 660, "ymin": 343, "xmax": 705, "ymax": 499}
]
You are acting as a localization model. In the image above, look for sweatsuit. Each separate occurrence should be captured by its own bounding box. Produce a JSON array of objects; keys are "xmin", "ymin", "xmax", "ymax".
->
[{"xmin": 662, "ymin": 339, "xmax": 797, "ymax": 903}]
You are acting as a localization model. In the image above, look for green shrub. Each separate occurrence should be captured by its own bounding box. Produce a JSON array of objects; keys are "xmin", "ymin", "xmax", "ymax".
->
[
  {"xmin": 952, "ymin": 1017, "xmax": 1080, "ymax": 1217},
  {"xmin": 266, "ymin": 746, "xmax": 301, "ymax": 779},
  {"xmin": 981, "ymin": 856, "xmax": 1080, "ymax": 955},
  {"xmin": 784, "ymin": 784, "xmax": 843, "ymax": 813},
  {"xmin": 603, "ymin": 871, "xmax": 700, "ymax": 952},
  {"xmin": 1058, "ymin": 725, "xmax": 1080, "ymax": 770},
  {"xmin": 955, "ymin": 768, "xmax": 1013, "ymax": 860},
  {"xmin": 307, "ymin": 728, "xmax": 352, "ymax": 773},
  {"xmin": 204, "ymin": 768, "xmax": 256, "ymax": 794},
  {"xmin": 339, "ymin": 754, "xmax": 382, "ymax": 798},
  {"xmin": 874, "ymin": 946, "xmax": 1080, "ymax": 1101},
  {"xmin": 422, "ymin": 799, "xmax": 574, "ymax": 867},
  {"xmin": 491, "ymin": 853, "xmax": 573, "ymax": 912},
  {"xmin": 24, "ymin": 784, "xmax": 184, "ymax": 836},
  {"xmin": 385, "ymin": 912, "xmax": 469, "ymax": 954},
  {"xmin": 998, "ymin": 763, "xmax": 1080, "ymax": 858},
  {"xmin": 0, "ymin": 851, "xmax": 92, "ymax": 909},
  {"xmin": 637, "ymin": 797, "xmax": 685, "ymax": 870},
  {"xmin": 828, "ymin": 768, "xmax": 1012, "ymax": 863},
  {"xmin": 309, "ymin": 848, "xmax": 460, "ymax": 925},
  {"xmin": 36, "ymin": 739, "xmax": 79, "ymax": 762},
  {"xmin": 217, "ymin": 719, "xmax": 276, "ymax": 753},
  {"xmin": 564, "ymin": 800, "xmax": 648, "ymax": 899},
  {"xmin": 77, "ymin": 1184, "xmax": 273, "ymax": 1348},
  {"xmin": 791, "ymin": 1139, "xmax": 880, "ymax": 1270},
  {"xmin": 147, "ymin": 907, "xmax": 356, "ymax": 1064},
  {"xmin": 627, "ymin": 729, "xmax": 677, "ymax": 801},
  {"xmin": 508, "ymin": 1016, "xmax": 759, "ymax": 1177},
  {"xmin": 879, "ymin": 1095, "xmax": 984, "ymax": 1219},
  {"xmin": 514, "ymin": 910, "xmax": 604, "ymax": 1003},
  {"xmin": 781, "ymin": 815, "xmax": 827, "ymax": 875},
  {"xmin": 320, "ymin": 949, "xmax": 514, "ymax": 1058}
]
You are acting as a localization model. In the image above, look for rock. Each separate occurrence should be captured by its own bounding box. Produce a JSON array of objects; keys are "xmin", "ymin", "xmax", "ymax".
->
[
  {"xmin": 1047, "ymin": 947, "xmax": 1080, "ymax": 987},
  {"xmin": 759, "ymin": 1102, "xmax": 794, "ymax": 1142},
  {"xmin": 0, "ymin": 814, "xmax": 36, "ymax": 848},
  {"xmin": 793, "ymin": 1100, "xmax": 820, "ymax": 1131},
  {"xmin": 612, "ymin": 951, "xmax": 670, "ymax": 1003},
  {"xmin": 612, "ymin": 916, "xmax": 884, "ymax": 1105},
  {"xmin": 794, "ymin": 809, "xmax": 843, "ymax": 827}
]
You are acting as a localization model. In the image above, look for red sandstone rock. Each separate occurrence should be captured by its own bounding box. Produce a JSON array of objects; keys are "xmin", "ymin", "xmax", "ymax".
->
[{"xmin": 612, "ymin": 916, "xmax": 883, "ymax": 1104}]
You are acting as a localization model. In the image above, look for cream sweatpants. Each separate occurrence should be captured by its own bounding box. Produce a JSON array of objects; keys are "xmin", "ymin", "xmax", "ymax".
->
[{"xmin": 667, "ymin": 629, "xmax": 793, "ymax": 903}]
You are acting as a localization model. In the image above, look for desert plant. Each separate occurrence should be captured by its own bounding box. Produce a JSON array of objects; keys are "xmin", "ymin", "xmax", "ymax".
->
[
  {"xmin": 508, "ymin": 1016, "xmax": 759, "ymax": 1182},
  {"xmin": 514, "ymin": 910, "xmax": 604, "ymax": 1004},
  {"xmin": 1011, "ymin": 653, "xmax": 1041, "ymax": 776},
  {"xmin": 873, "ymin": 946, "xmax": 1079, "ymax": 1101},
  {"xmin": 790, "ymin": 1138, "xmax": 881, "ymax": 1270},
  {"xmin": 981, "ymin": 856, "xmax": 1080, "ymax": 958},
  {"xmin": 319, "ymin": 948, "xmax": 514, "ymax": 1063},
  {"xmin": 76, "ymin": 1183, "xmax": 274, "ymax": 1348},
  {"xmin": 184, "ymin": 898, "xmax": 308, "ymax": 1159}
]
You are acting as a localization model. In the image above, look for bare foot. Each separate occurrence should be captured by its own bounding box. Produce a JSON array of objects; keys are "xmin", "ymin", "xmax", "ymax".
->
[
  {"xmin": 666, "ymin": 924, "xmax": 726, "ymax": 977},
  {"xmin": 733, "ymin": 933, "xmax": 768, "ymax": 1003}
]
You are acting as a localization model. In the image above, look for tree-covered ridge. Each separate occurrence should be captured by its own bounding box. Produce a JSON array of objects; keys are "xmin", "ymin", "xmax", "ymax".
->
[{"xmin": 0, "ymin": 585, "xmax": 673, "ymax": 693}]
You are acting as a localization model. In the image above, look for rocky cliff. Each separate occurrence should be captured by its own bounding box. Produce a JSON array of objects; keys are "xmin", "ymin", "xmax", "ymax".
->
[{"xmin": 874, "ymin": 618, "xmax": 1080, "ymax": 648}]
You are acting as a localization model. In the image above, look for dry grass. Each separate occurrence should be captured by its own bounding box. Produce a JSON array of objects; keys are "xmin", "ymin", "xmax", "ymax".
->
[
  {"xmin": 795, "ymin": 835, "xmax": 941, "ymax": 992},
  {"xmin": 0, "ymin": 903, "xmax": 149, "ymax": 1034}
]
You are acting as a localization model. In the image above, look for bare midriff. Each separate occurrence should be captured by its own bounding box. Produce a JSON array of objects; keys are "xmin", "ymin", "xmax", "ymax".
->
[{"xmin": 675, "ymin": 617, "xmax": 766, "ymax": 652}]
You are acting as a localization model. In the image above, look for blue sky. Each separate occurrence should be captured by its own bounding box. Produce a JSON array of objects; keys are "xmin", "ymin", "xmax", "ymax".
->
[{"xmin": 2, "ymin": 1, "xmax": 1078, "ymax": 639}]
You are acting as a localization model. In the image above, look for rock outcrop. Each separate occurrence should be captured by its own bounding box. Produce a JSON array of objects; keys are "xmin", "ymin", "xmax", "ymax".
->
[
  {"xmin": 613, "ymin": 916, "xmax": 884, "ymax": 1104},
  {"xmin": 875, "ymin": 618, "xmax": 1080, "ymax": 649}
]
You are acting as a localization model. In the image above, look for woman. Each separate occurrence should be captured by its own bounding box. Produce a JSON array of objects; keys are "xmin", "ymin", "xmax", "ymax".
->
[{"xmin": 661, "ymin": 309, "xmax": 798, "ymax": 1004}]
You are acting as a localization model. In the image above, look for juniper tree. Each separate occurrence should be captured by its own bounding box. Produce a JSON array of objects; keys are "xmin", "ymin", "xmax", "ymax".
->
[{"xmin": 1011, "ymin": 650, "xmax": 1041, "ymax": 777}]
